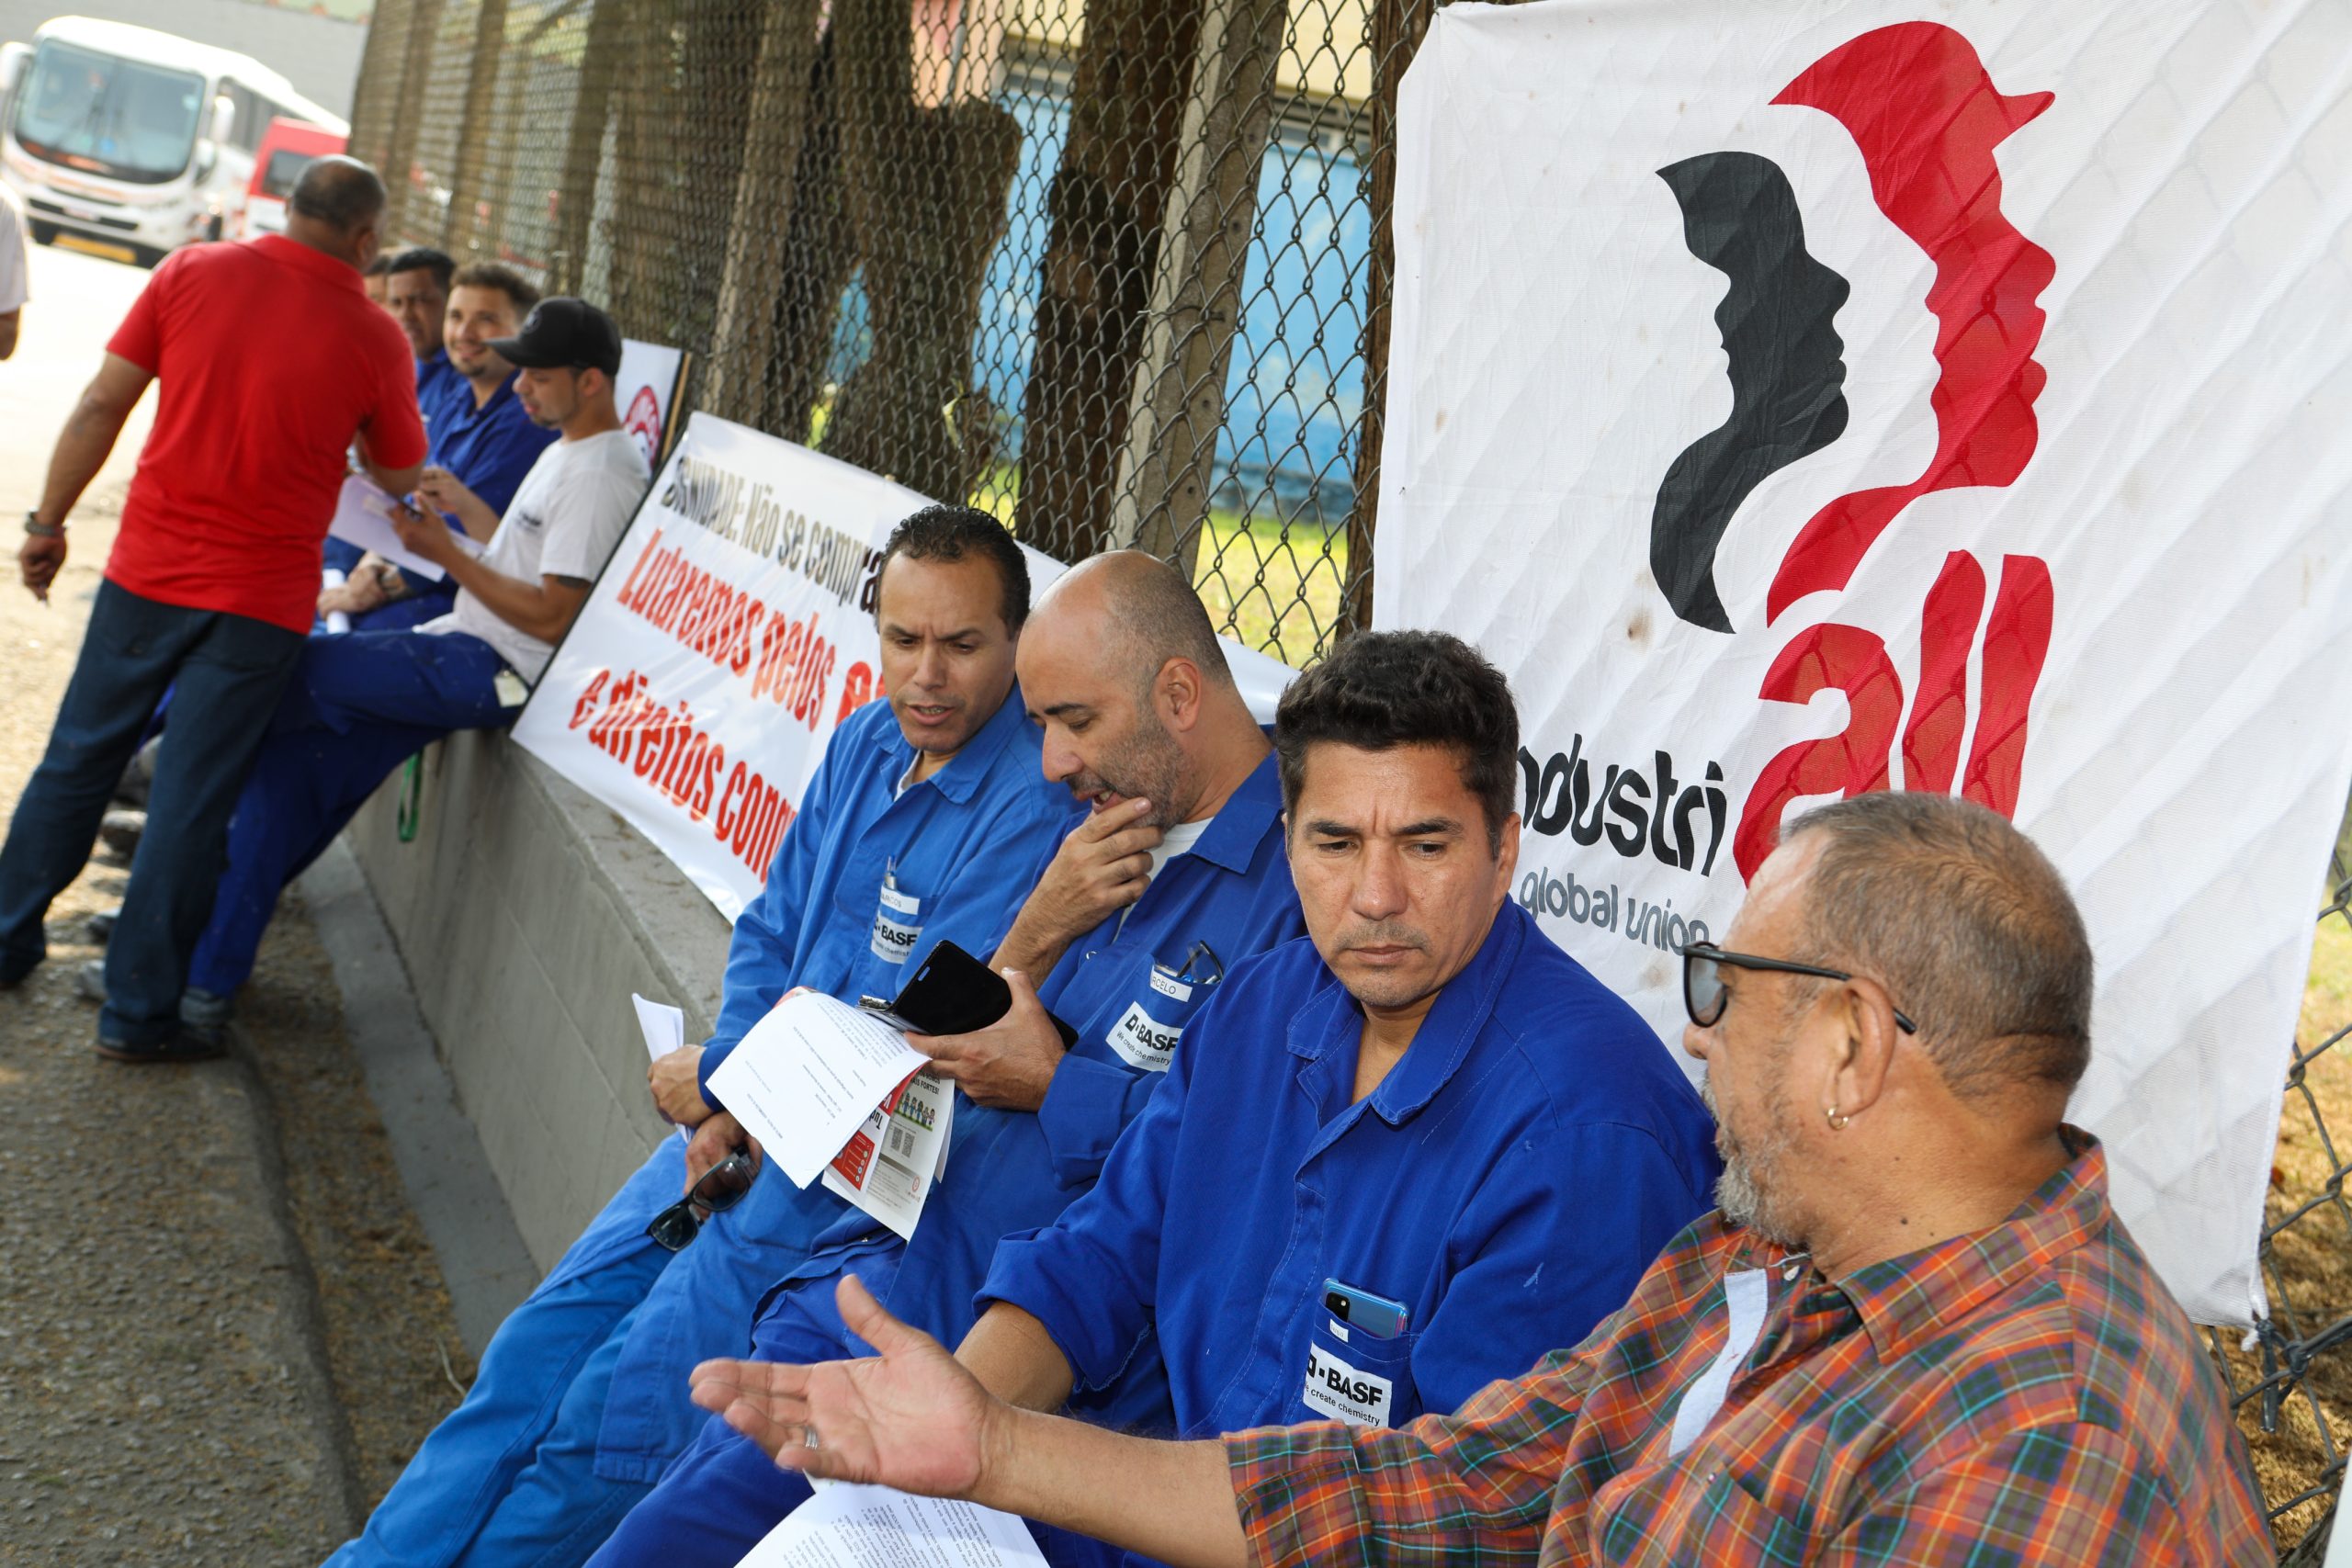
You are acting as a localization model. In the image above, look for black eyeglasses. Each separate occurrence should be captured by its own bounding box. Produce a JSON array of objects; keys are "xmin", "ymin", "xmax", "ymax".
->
[
  {"xmin": 643, "ymin": 1151, "xmax": 756, "ymax": 1252},
  {"xmin": 1681, "ymin": 943, "xmax": 1917, "ymax": 1035}
]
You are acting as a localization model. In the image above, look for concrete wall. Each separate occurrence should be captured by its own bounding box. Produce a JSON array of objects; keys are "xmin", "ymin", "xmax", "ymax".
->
[
  {"xmin": 345, "ymin": 730, "xmax": 732, "ymax": 1270},
  {"xmin": 0, "ymin": 1, "xmax": 368, "ymax": 119}
]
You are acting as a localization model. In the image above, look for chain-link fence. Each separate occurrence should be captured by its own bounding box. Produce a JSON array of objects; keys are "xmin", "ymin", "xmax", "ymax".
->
[
  {"xmin": 349, "ymin": 0, "xmax": 1434, "ymax": 668},
  {"xmin": 346, "ymin": 1, "xmax": 2348, "ymax": 1554}
]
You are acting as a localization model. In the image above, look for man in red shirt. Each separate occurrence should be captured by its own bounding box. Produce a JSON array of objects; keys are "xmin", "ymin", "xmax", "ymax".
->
[{"xmin": 0, "ymin": 156, "xmax": 424, "ymax": 1061}]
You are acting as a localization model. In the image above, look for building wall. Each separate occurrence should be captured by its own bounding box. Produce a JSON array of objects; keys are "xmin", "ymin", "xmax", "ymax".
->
[
  {"xmin": 345, "ymin": 731, "xmax": 732, "ymax": 1270},
  {"xmin": 0, "ymin": 0, "xmax": 367, "ymax": 118}
]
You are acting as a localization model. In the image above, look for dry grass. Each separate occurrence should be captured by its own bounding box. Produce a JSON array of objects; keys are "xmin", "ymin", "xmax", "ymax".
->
[{"xmin": 2220, "ymin": 880, "xmax": 2352, "ymax": 1551}]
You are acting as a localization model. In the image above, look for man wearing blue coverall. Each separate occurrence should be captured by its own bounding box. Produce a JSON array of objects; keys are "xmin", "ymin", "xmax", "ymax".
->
[
  {"xmin": 322, "ymin": 261, "xmax": 560, "ymax": 633},
  {"xmin": 586, "ymin": 552, "xmax": 1309, "ymax": 1566},
  {"xmin": 320, "ymin": 504, "xmax": 1075, "ymax": 1568},
  {"xmin": 182, "ymin": 298, "xmax": 649, "ymax": 1022},
  {"xmin": 695, "ymin": 629, "xmax": 1723, "ymax": 1567}
]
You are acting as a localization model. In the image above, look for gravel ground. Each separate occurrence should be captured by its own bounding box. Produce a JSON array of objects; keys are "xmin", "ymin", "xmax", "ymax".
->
[{"xmin": 0, "ymin": 246, "xmax": 475, "ymax": 1564}]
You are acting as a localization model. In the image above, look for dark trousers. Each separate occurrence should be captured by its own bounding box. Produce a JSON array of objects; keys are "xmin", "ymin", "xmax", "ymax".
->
[{"xmin": 0, "ymin": 581, "xmax": 301, "ymax": 1043}]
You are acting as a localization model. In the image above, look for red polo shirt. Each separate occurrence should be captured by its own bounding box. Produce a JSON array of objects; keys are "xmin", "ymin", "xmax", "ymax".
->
[{"xmin": 104, "ymin": 235, "xmax": 427, "ymax": 633}]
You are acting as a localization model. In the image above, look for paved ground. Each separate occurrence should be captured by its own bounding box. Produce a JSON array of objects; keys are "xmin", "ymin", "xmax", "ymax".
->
[{"xmin": 0, "ymin": 243, "xmax": 480, "ymax": 1563}]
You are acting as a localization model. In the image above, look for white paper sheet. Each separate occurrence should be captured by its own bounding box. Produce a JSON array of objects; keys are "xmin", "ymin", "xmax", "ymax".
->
[
  {"xmin": 708, "ymin": 990, "xmax": 928, "ymax": 1190},
  {"xmin": 736, "ymin": 1483, "xmax": 1046, "ymax": 1568},
  {"xmin": 319, "ymin": 568, "xmax": 351, "ymax": 635},
  {"xmin": 325, "ymin": 474, "xmax": 447, "ymax": 581},
  {"xmin": 633, "ymin": 993, "xmax": 692, "ymax": 1142}
]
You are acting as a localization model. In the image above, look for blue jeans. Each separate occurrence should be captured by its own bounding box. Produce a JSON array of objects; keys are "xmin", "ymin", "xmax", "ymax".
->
[
  {"xmin": 187, "ymin": 628, "xmax": 514, "ymax": 997},
  {"xmin": 0, "ymin": 581, "xmax": 300, "ymax": 1042}
]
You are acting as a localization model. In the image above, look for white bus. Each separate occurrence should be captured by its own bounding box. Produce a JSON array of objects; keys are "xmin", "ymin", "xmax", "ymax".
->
[{"xmin": 0, "ymin": 17, "xmax": 345, "ymax": 267}]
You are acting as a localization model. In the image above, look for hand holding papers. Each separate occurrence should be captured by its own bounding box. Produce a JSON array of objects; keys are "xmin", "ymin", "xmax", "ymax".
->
[
  {"xmin": 328, "ymin": 474, "xmax": 449, "ymax": 581},
  {"xmin": 737, "ymin": 1484, "xmax": 1046, "ymax": 1568},
  {"xmin": 633, "ymin": 994, "xmax": 691, "ymax": 1140},
  {"xmin": 706, "ymin": 991, "xmax": 952, "ymax": 1241}
]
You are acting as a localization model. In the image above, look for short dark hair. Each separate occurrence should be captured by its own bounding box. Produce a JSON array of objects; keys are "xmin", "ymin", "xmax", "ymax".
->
[
  {"xmin": 288, "ymin": 155, "xmax": 387, "ymax": 231},
  {"xmin": 878, "ymin": 505, "xmax": 1030, "ymax": 632},
  {"xmin": 363, "ymin": 254, "xmax": 393, "ymax": 278},
  {"xmin": 449, "ymin": 261, "xmax": 541, "ymax": 317},
  {"xmin": 1786, "ymin": 792, "xmax": 2093, "ymax": 1100},
  {"xmin": 385, "ymin": 246, "xmax": 456, "ymax": 295},
  {"xmin": 1274, "ymin": 630, "xmax": 1518, "ymax": 852}
]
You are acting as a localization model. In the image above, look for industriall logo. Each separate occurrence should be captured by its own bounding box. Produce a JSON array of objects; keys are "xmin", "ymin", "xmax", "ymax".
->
[{"xmin": 1523, "ymin": 20, "xmax": 2061, "ymax": 910}]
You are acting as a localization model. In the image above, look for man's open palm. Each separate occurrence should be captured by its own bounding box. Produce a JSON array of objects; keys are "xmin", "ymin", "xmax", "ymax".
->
[{"xmin": 689, "ymin": 1275, "xmax": 997, "ymax": 1499}]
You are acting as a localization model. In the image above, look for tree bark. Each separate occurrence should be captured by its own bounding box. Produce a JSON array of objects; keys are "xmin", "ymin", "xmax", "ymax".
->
[
  {"xmin": 442, "ymin": 0, "xmax": 512, "ymax": 256},
  {"xmin": 1009, "ymin": 0, "xmax": 1204, "ymax": 558},
  {"xmin": 550, "ymin": 0, "xmax": 630, "ymax": 293},
  {"xmin": 820, "ymin": 0, "xmax": 1023, "ymax": 502}
]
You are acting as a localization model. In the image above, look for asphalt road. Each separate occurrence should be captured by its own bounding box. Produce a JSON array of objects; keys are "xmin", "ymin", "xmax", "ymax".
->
[{"xmin": 0, "ymin": 242, "xmax": 474, "ymax": 1563}]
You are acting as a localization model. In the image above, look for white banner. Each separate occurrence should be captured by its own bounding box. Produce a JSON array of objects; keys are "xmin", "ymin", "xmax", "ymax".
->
[
  {"xmin": 1378, "ymin": 0, "xmax": 2352, "ymax": 1324},
  {"xmin": 514, "ymin": 412, "xmax": 1295, "ymax": 923}
]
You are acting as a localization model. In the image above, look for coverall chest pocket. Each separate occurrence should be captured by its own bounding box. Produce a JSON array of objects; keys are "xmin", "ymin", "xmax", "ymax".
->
[
  {"xmin": 1297, "ymin": 1314, "xmax": 1420, "ymax": 1429},
  {"xmin": 868, "ymin": 863, "xmax": 923, "ymax": 966},
  {"xmin": 1103, "ymin": 942, "xmax": 1221, "ymax": 1074}
]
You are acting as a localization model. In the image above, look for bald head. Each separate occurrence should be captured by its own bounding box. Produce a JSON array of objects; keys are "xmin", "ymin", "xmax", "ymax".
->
[
  {"xmin": 1035, "ymin": 551, "xmax": 1232, "ymax": 698},
  {"xmin": 1785, "ymin": 791, "xmax": 2092, "ymax": 1104}
]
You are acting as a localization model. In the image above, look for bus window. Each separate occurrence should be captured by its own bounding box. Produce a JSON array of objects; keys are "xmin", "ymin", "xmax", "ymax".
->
[
  {"xmin": 11, "ymin": 38, "xmax": 205, "ymax": 185},
  {"xmin": 259, "ymin": 146, "xmax": 314, "ymax": 198}
]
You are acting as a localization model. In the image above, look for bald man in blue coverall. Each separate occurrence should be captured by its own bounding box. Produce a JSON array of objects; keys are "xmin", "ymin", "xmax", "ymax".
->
[
  {"xmin": 587, "ymin": 553, "xmax": 1308, "ymax": 1565},
  {"xmin": 322, "ymin": 506, "xmax": 1074, "ymax": 1568}
]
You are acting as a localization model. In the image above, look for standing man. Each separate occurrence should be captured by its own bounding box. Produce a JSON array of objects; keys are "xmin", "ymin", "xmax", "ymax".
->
[
  {"xmin": 0, "ymin": 157, "xmax": 423, "ymax": 1059},
  {"xmin": 183, "ymin": 298, "xmax": 640, "ymax": 1018},
  {"xmin": 323, "ymin": 262, "xmax": 558, "ymax": 631},
  {"xmin": 0, "ymin": 175, "xmax": 28, "ymax": 359}
]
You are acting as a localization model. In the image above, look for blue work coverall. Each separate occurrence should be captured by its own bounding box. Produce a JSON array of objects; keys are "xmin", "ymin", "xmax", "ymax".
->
[
  {"xmin": 324, "ymin": 690, "xmax": 1074, "ymax": 1568},
  {"xmin": 323, "ymin": 369, "xmax": 557, "ymax": 631},
  {"xmin": 1011, "ymin": 901, "xmax": 1718, "ymax": 1565},
  {"xmin": 586, "ymin": 753, "xmax": 1307, "ymax": 1567}
]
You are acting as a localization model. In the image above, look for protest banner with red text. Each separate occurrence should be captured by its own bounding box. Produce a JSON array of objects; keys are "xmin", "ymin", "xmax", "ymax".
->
[{"xmin": 1375, "ymin": 0, "xmax": 2352, "ymax": 1324}]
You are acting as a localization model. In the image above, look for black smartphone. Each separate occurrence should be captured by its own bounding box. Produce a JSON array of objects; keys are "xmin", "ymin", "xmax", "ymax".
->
[{"xmin": 880, "ymin": 939, "xmax": 1079, "ymax": 1048}]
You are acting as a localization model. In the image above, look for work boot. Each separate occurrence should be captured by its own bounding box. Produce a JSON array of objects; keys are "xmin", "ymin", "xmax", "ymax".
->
[
  {"xmin": 76, "ymin": 959, "xmax": 106, "ymax": 1004},
  {"xmin": 96, "ymin": 1028, "xmax": 224, "ymax": 1066},
  {"xmin": 179, "ymin": 987, "xmax": 232, "ymax": 1046},
  {"xmin": 112, "ymin": 737, "xmax": 158, "ymax": 809},
  {"xmin": 87, "ymin": 908, "xmax": 118, "ymax": 945},
  {"xmin": 95, "ymin": 809, "xmax": 146, "ymax": 863}
]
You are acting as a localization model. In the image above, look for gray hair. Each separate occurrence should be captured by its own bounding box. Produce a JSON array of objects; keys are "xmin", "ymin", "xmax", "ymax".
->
[{"xmin": 1786, "ymin": 791, "xmax": 2092, "ymax": 1100}]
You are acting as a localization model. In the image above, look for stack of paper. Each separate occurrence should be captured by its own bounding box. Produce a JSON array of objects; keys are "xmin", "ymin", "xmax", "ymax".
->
[{"xmin": 738, "ymin": 1484, "xmax": 1046, "ymax": 1568}]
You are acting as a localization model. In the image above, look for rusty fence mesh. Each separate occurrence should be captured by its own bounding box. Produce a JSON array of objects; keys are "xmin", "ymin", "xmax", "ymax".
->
[
  {"xmin": 345, "ymin": 0, "xmax": 2347, "ymax": 1554},
  {"xmin": 348, "ymin": 0, "xmax": 1437, "ymax": 668}
]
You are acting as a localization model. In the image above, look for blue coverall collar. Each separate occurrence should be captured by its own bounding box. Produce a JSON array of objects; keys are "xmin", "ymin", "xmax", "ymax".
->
[
  {"xmin": 442, "ymin": 368, "xmax": 525, "ymax": 431},
  {"xmin": 1181, "ymin": 750, "xmax": 1283, "ymax": 876},
  {"xmin": 869, "ymin": 681, "xmax": 1035, "ymax": 806},
  {"xmin": 1285, "ymin": 896, "xmax": 1530, "ymax": 1128}
]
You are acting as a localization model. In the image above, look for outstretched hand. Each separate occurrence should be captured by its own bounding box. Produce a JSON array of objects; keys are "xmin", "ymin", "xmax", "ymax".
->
[{"xmin": 690, "ymin": 1275, "xmax": 1001, "ymax": 1498}]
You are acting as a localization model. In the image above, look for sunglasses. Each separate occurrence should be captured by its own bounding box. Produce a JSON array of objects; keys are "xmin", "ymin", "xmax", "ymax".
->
[
  {"xmin": 1681, "ymin": 943, "xmax": 1917, "ymax": 1035},
  {"xmin": 643, "ymin": 1151, "xmax": 756, "ymax": 1252}
]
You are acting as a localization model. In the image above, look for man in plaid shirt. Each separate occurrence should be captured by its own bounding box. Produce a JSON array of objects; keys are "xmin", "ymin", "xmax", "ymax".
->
[{"xmin": 685, "ymin": 789, "xmax": 2273, "ymax": 1565}]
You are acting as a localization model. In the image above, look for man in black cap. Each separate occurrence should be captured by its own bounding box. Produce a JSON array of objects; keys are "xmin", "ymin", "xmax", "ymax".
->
[{"xmin": 175, "ymin": 299, "xmax": 651, "ymax": 1044}]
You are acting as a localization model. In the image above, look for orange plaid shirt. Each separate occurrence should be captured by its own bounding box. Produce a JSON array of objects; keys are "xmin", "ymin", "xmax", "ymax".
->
[{"xmin": 1227, "ymin": 1132, "xmax": 2271, "ymax": 1565}]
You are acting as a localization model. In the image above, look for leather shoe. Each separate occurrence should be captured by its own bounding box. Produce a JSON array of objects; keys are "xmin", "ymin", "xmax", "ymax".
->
[{"xmin": 95, "ymin": 1029, "xmax": 224, "ymax": 1065}]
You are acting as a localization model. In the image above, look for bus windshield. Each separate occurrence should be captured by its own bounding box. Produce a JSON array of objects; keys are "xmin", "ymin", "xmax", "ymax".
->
[
  {"xmin": 259, "ymin": 147, "xmax": 317, "ymax": 199},
  {"xmin": 11, "ymin": 39, "xmax": 207, "ymax": 185}
]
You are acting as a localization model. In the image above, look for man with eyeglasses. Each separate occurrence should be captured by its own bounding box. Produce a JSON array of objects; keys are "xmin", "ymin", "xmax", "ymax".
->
[
  {"xmin": 692, "ymin": 789, "xmax": 2271, "ymax": 1567},
  {"xmin": 665, "ymin": 629, "xmax": 1720, "ymax": 1567},
  {"xmin": 586, "ymin": 552, "xmax": 1310, "ymax": 1566},
  {"xmin": 321, "ymin": 505, "xmax": 1074, "ymax": 1568}
]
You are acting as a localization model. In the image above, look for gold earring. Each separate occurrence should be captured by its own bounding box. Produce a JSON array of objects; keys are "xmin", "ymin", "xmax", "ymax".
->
[{"xmin": 1825, "ymin": 1106, "xmax": 1850, "ymax": 1131}]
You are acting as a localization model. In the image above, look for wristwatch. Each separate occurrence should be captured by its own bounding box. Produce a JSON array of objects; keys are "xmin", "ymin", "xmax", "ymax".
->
[{"xmin": 22, "ymin": 511, "xmax": 63, "ymax": 538}]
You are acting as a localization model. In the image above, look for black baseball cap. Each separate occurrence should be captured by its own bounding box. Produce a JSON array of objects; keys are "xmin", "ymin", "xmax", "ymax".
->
[{"xmin": 489, "ymin": 297, "xmax": 623, "ymax": 378}]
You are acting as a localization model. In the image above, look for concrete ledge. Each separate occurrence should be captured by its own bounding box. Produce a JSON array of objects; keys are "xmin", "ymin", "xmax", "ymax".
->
[{"xmin": 345, "ymin": 730, "xmax": 730, "ymax": 1270}]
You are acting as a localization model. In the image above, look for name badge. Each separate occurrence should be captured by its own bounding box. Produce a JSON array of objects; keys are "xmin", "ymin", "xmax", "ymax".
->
[
  {"xmin": 1302, "ymin": 1344, "xmax": 1393, "ymax": 1427},
  {"xmin": 1107, "ymin": 1001, "xmax": 1182, "ymax": 1073},
  {"xmin": 1148, "ymin": 970, "xmax": 1192, "ymax": 1003},
  {"xmin": 492, "ymin": 669, "xmax": 530, "ymax": 707},
  {"xmin": 870, "ymin": 880, "xmax": 922, "ymax": 964}
]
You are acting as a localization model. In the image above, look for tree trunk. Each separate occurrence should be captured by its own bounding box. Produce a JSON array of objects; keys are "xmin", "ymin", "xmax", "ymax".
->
[
  {"xmin": 442, "ymin": 0, "xmax": 511, "ymax": 256},
  {"xmin": 550, "ymin": 0, "xmax": 630, "ymax": 293},
  {"xmin": 1009, "ymin": 0, "xmax": 1204, "ymax": 558},
  {"xmin": 820, "ymin": 0, "xmax": 1023, "ymax": 503},
  {"xmin": 381, "ymin": 0, "xmax": 450, "ymax": 240},
  {"xmin": 347, "ymin": 0, "xmax": 415, "ymax": 172}
]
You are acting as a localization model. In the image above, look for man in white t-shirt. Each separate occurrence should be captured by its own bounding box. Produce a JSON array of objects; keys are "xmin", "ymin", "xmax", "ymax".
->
[
  {"xmin": 0, "ymin": 181, "xmax": 28, "ymax": 358},
  {"xmin": 179, "ymin": 298, "xmax": 649, "ymax": 1035}
]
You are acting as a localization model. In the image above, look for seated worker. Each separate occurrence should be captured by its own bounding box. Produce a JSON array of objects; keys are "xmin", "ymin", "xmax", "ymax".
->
[
  {"xmin": 673, "ymin": 629, "xmax": 1723, "ymax": 1567},
  {"xmin": 696, "ymin": 792, "xmax": 2274, "ymax": 1567},
  {"xmin": 180, "ymin": 298, "xmax": 648, "ymax": 1029},
  {"xmin": 387, "ymin": 245, "xmax": 459, "ymax": 421},
  {"xmin": 360, "ymin": 251, "xmax": 393, "ymax": 310},
  {"xmin": 324, "ymin": 261, "xmax": 559, "ymax": 632},
  {"xmin": 584, "ymin": 552, "xmax": 1308, "ymax": 1566},
  {"xmin": 319, "ymin": 505, "xmax": 1077, "ymax": 1568}
]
